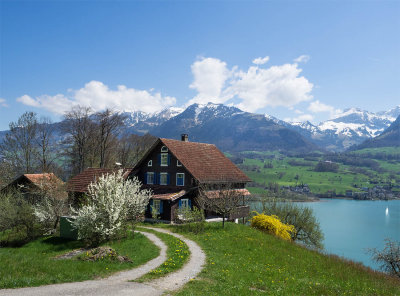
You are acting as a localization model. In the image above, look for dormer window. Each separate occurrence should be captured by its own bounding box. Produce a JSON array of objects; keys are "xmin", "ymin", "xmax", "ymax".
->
[
  {"xmin": 161, "ymin": 146, "xmax": 168, "ymax": 152},
  {"xmin": 177, "ymin": 160, "xmax": 182, "ymax": 167},
  {"xmin": 148, "ymin": 160, "xmax": 152, "ymax": 167}
]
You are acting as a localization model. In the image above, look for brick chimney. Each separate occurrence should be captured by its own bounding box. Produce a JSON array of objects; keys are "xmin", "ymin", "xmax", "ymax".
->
[{"xmin": 181, "ymin": 134, "xmax": 189, "ymax": 142}]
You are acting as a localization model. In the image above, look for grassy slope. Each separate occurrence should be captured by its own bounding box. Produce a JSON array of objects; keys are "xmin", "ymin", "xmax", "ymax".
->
[
  {"xmin": 0, "ymin": 232, "xmax": 159, "ymax": 289},
  {"xmin": 240, "ymin": 149, "xmax": 399, "ymax": 195},
  {"xmin": 135, "ymin": 227, "xmax": 190, "ymax": 281},
  {"xmin": 172, "ymin": 223, "xmax": 400, "ymax": 296}
]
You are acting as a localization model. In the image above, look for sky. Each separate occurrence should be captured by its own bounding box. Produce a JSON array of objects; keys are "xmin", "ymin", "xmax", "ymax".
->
[{"xmin": 0, "ymin": 0, "xmax": 399, "ymax": 130}]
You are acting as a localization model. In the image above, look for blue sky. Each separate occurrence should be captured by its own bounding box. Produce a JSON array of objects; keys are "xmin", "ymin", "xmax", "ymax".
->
[{"xmin": 0, "ymin": 0, "xmax": 399, "ymax": 130}]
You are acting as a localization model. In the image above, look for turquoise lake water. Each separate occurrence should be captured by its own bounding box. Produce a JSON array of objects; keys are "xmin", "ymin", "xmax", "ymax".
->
[{"xmin": 251, "ymin": 199, "xmax": 400, "ymax": 270}]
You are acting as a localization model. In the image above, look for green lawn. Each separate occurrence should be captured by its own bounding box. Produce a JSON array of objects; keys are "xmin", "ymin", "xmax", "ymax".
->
[
  {"xmin": 0, "ymin": 232, "xmax": 159, "ymax": 289},
  {"xmin": 135, "ymin": 227, "xmax": 190, "ymax": 281},
  {"xmin": 170, "ymin": 223, "xmax": 400, "ymax": 296}
]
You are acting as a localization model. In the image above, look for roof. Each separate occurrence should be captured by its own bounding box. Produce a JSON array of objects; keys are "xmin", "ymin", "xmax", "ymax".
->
[
  {"xmin": 67, "ymin": 168, "xmax": 132, "ymax": 193},
  {"xmin": 152, "ymin": 190, "xmax": 187, "ymax": 201},
  {"xmin": 23, "ymin": 173, "xmax": 62, "ymax": 187},
  {"xmin": 203, "ymin": 188, "xmax": 251, "ymax": 199},
  {"xmin": 158, "ymin": 138, "xmax": 251, "ymax": 183}
]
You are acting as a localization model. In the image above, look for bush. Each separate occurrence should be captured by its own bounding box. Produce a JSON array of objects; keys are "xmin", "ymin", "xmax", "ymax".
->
[
  {"xmin": 0, "ymin": 191, "xmax": 44, "ymax": 246},
  {"xmin": 70, "ymin": 170, "xmax": 151, "ymax": 246},
  {"xmin": 251, "ymin": 212, "xmax": 295, "ymax": 241},
  {"xmin": 174, "ymin": 207, "xmax": 205, "ymax": 234},
  {"xmin": 262, "ymin": 200, "xmax": 324, "ymax": 249}
]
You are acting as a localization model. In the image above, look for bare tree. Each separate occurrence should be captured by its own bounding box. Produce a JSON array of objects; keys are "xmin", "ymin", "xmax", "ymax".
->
[
  {"xmin": 369, "ymin": 239, "xmax": 400, "ymax": 278},
  {"xmin": 0, "ymin": 112, "xmax": 38, "ymax": 174},
  {"xmin": 117, "ymin": 133, "xmax": 156, "ymax": 167},
  {"xmin": 35, "ymin": 117, "xmax": 56, "ymax": 172},
  {"xmin": 62, "ymin": 106, "xmax": 94, "ymax": 174},
  {"xmin": 196, "ymin": 183, "xmax": 247, "ymax": 228},
  {"xmin": 94, "ymin": 109, "xmax": 127, "ymax": 168}
]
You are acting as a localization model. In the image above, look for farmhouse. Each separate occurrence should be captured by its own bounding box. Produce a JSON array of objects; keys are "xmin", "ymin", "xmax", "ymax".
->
[
  {"xmin": 1, "ymin": 173, "xmax": 64, "ymax": 203},
  {"xmin": 129, "ymin": 134, "xmax": 252, "ymax": 222}
]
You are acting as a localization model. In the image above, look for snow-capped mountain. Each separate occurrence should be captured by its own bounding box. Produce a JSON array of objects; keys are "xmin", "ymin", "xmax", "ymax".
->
[{"xmin": 285, "ymin": 107, "xmax": 399, "ymax": 151}]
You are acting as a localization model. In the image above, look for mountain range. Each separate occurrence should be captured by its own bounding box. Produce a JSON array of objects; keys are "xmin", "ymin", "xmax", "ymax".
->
[
  {"xmin": 123, "ymin": 103, "xmax": 399, "ymax": 152},
  {"xmin": 1, "ymin": 103, "xmax": 399, "ymax": 152}
]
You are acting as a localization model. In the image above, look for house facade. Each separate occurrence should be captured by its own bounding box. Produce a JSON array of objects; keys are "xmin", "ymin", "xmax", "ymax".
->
[{"xmin": 129, "ymin": 134, "xmax": 252, "ymax": 222}]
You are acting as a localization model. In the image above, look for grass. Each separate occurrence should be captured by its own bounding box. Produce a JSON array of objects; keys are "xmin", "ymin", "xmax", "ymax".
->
[
  {"xmin": 170, "ymin": 222, "xmax": 400, "ymax": 296},
  {"xmin": 0, "ymin": 232, "xmax": 159, "ymax": 289},
  {"xmin": 238, "ymin": 149, "xmax": 400, "ymax": 195},
  {"xmin": 135, "ymin": 226, "xmax": 190, "ymax": 281}
]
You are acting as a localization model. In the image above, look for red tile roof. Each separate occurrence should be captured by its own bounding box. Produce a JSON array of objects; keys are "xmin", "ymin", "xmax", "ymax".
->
[
  {"xmin": 23, "ymin": 173, "xmax": 62, "ymax": 187},
  {"xmin": 152, "ymin": 190, "xmax": 187, "ymax": 201},
  {"xmin": 67, "ymin": 168, "xmax": 132, "ymax": 193},
  {"xmin": 159, "ymin": 138, "xmax": 252, "ymax": 183}
]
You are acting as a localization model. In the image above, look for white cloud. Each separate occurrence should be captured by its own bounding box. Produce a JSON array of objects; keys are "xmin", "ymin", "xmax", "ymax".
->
[
  {"xmin": 188, "ymin": 57, "xmax": 231, "ymax": 105},
  {"xmin": 0, "ymin": 98, "xmax": 8, "ymax": 107},
  {"xmin": 16, "ymin": 81, "xmax": 176, "ymax": 114},
  {"xmin": 308, "ymin": 100, "xmax": 342, "ymax": 118},
  {"xmin": 284, "ymin": 114, "xmax": 314, "ymax": 123},
  {"xmin": 188, "ymin": 56, "xmax": 313, "ymax": 113},
  {"xmin": 252, "ymin": 56, "xmax": 270, "ymax": 65},
  {"xmin": 294, "ymin": 55, "xmax": 310, "ymax": 63}
]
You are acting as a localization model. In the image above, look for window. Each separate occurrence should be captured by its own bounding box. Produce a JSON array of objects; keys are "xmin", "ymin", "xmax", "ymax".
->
[
  {"xmin": 180, "ymin": 198, "xmax": 189, "ymax": 209},
  {"xmin": 160, "ymin": 173, "xmax": 168, "ymax": 185},
  {"xmin": 161, "ymin": 146, "xmax": 168, "ymax": 152},
  {"xmin": 152, "ymin": 200, "xmax": 161, "ymax": 214},
  {"xmin": 148, "ymin": 160, "xmax": 152, "ymax": 167},
  {"xmin": 177, "ymin": 160, "xmax": 182, "ymax": 167},
  {"xmin": 161, "ymin": 153, "xmax": 168, "ymax": 166},
  {"xmin": 147, "ymin": 172, "xmax": 154, "ymax": 184},
  {"xmin": 176, "ymin": 173, "xmax": 184, "ymax": 186}
]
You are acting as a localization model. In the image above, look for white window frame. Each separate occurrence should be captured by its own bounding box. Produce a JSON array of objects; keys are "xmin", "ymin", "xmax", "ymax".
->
[
  {"xmin": 176, "ymin": 173, "xmax": 184, "ymax": 186},
  {"xmin": 152, "ymin": 199, "xmax": 161, "ymax": 214},
  {"xmin": 160, "ymin": 172, "xmax": 168, "ymax": 185},
  {"xmin": 161, "ymin": 153, "xmax": 168, "ymax": 166},
  {"xmin": 161, "ymin": 146, "xmax": 168, "ymax": 152},
  {"xmin": 180, "ymin": 198, "xmax": 189, "ymax": 209},
  {"xmin": 148, "ymin": 160, "xmax": 152, "ymax": 167},
  {"xmin": 147, "ymin": 172, "xmax": 154, "ymax": 185},
  {"xmin": 177, "ymin": 160, "xmax": 182, "ymax": 167}
]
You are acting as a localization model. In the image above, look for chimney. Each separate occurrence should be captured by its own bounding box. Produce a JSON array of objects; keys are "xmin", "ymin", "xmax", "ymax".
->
[{"xmin": 181, "ymin": 134, "xmax": 189, "ymax": 142}]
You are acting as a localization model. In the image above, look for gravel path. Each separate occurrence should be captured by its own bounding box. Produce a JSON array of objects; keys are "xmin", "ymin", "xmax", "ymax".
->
[{"xmin": 0, "ymin": 228, "xmax": 206, "ymax": 296}]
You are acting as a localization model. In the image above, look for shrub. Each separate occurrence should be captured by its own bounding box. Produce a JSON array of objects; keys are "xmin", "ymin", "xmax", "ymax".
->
[
  {"xmin": 262, "ymin": 200, "xmax": 324, "ymax": 249},
  {"xmin": 70, "ymin": 170, "xmax": 151, "ymax": 246},
  {"xmin": 251, "ymin": 212, "xmax": 295, "ymax": 241},
  {"xmin": 175, "ymin": 207, "xmax": 205, "ymax": 234}
]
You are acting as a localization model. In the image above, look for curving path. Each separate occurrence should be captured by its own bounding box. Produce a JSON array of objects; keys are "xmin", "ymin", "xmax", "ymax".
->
[{"xmin": 0, "ymin": 228, "xmax": 206, "ymax": 296}]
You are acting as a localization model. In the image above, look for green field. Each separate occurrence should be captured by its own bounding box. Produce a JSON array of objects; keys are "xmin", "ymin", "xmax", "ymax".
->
[
  {"xmin": 232, "ymin": 148, "xmax": 400, "ymax": 196},
  {"xmin": 171, "ymin": 222, "xmax": 400, "ymax": 295}
]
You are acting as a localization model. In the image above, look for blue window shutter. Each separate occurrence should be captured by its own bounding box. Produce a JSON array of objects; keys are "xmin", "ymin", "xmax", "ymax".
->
[
  {"xmin": 168, "ymin": 154, "xmax": 171, "ymax": 165},
  {"xmin": 188, "ymin": 199, "xmax": 192, "ymax": 208},
  {"xmin": 144, "ymin": 172, "xmax": 147, "ymax": 184},
  {"xmin": 158, "ymin": 173, "xmax": 161, "ymax": 185},
  {"xmin": 160, "ymin": 201, "xmax": 163, "ymax": 214},
  {"xmin": 178, "ymin": 199, "xmax": 182, "ymax": 208},
  {"xmin": 158, "ymin": 154, "xmax": 161, "ymax": 165},
  {"xmin": 149, "ymin": 199, "xmax": 153, "ymax": 212},
  {"xmin": 167, "ymin": 173, "xmax": 170, "ymax": 185}
]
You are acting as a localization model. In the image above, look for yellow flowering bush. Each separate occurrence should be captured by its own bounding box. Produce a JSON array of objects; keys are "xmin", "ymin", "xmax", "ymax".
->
[{"xmin": 251, "ymin": 212, "xmax": 296, "ymax": 241}]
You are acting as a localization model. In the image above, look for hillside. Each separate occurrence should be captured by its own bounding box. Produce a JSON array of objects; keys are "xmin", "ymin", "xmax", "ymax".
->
[{"xmin": 352, "ymin": 115, "xmax": 400, "ymax": 150}]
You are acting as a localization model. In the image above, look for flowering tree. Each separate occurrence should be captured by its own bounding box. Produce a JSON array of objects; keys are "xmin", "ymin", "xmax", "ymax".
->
[{"xmin": 70, "ymin": 170, "xmax": 151, "ymax": 246}]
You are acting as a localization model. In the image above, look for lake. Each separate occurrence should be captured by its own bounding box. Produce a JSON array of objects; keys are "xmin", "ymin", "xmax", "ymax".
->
[{"xmin": 250, "ymin": 198, "xmax": 400, "ymax": 270}]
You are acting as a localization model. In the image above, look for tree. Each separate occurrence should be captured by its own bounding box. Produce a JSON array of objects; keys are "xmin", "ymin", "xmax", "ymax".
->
[
  {"xmin": 62, "ymin": 106, "xmax": 94, "ymax": 174},
  {"xmin": 0, "ymin": 112, "xmax": 38, "ymax": 174},
  {"xmin": 117, "ymin": 133, "xmax": 156, "ymax": 167},
  {"xmin": 35, "ymin": 117, "xmax": 56, "ymax": 173},
  {"xmin": 33, "ymin": 175, "xmax": 68, "ymax": 233},
  {"xmin": 70, "ymin": 170, "xmax": 151, "ymax": 246},
  {"xmin": 261, "ymin": 198, "xmax": 324, "ymax": 249},
  {"xmin": 94, "ymin": 109, "xmax": 127, "ymax": 168},
  {"xmin": 196, "ymin": 183, "xmax": 247, "ymax": 228},
  {"xmin": 369, "ymin": 239, "xmax": 400, "ymax": 278}
]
